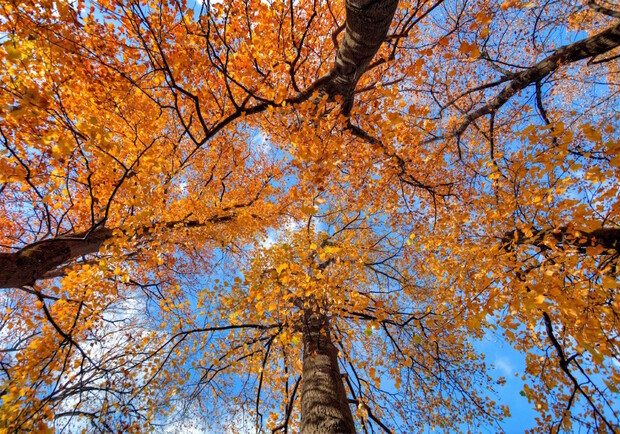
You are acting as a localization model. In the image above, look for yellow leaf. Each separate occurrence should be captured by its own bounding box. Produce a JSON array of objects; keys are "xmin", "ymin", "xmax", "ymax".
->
[
  {"xmin": 324, "ymin": 246, "xmax": 341, "ymax": 254},
  {"xmin": 501, "ymin": 0, "xmax": 519, "ymax": 10},
  {"xmin": 459, "ymin": 41, "xmax": 472, "ymax": 54},
  {"xmin": 475, "ymin": 12, "xmax": 492, "ymax": 25},
  {"xmin": 301, "ymin": 204, "xmax": 318, "ymax": 215},
  {"xmin": 582, "ymin": 124, "xmax": 602, "ymax": 142}
]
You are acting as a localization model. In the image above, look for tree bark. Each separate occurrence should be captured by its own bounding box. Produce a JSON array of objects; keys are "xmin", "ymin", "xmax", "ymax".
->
[
  {"xmin": 320, "ymin": 0, "xmax": 399, "ymax": 115},
  {"xmin": 300, "ymin": 308, "xmax": 356, "ymax": 434},
  {"xmin": 0, "ymin": 226, "xmax": 114, "ymax": 288},
  {"xmin": 0, "ymin": 215, "xmax": 236, "ymax": 289}
]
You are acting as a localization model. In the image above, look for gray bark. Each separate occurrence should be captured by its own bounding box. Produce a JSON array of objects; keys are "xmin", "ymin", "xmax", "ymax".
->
[
  {"xmin": 320, "ymin": 0, "xmax": 399, "ymax": 115},
  {"xmin": 301, "ymin": 308, "xmax": 356, "ymax": 434}
]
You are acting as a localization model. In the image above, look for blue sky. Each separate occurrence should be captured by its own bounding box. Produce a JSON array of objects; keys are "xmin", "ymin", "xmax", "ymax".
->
[{"xmin": 474, "ymin": 334, "xmax": 538, "ymax": 433}]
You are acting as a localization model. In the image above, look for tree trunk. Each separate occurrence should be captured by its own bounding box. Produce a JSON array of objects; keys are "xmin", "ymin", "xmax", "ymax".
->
[
  {"xmin": 0, "ymin": 214, "xmax": 237, "ymax": 289},
  {"xmin": 0, "ymin": 226, "xmax": 114, "ymax": 288},
  {"xmin": 301, "ymin": 308, "xmax": 356, "ymax": 434},
  {"xmin": 321, "ymin": 0, "xmax": 399, "ymax": 115}
]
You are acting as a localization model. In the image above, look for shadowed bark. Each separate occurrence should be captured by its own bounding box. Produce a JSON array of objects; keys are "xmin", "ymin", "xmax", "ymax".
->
[
  {"xmin": 319, "ymin": 0, "xmax": 399, "ymax": 115},
  {"xmin": 0, "ymin": 226, "xmax": 114, "ymax": 288},
  {"xmin": 0, "ymin": 214, "xmax": 236, "ymax": 289},
  {"xmin": 301, "ymin": 308, "xmax": 356, "ymax": 434}
]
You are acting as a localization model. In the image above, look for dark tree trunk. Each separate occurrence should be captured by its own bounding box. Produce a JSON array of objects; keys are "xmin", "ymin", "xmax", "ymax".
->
[
  {"xmin": 0, "ymin": 226, "xmax": 114, "ymax": 288},
  {"xmin": 300, "ymin": 308, "xmax": 356, "ymax": 434},
  {"xmin": 0, "ymin": 214, "xmax": 237, "ymax": 289},
  {"xmin": 321, "ymin": 0, "xmax": 399, "ymax": 115}
]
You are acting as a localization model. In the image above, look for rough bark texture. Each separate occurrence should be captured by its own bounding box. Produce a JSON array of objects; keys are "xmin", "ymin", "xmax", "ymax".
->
[
  {"xmin": 321, "ymin": 0, "xmax": 399, "ymax": 115},
  {"xmin": 0, "ymin": 226, "xmax": 113, "ymax": 288},
  {"xmin": 301, "ymin": 308, "xmax": 356, "ymax": 434}
]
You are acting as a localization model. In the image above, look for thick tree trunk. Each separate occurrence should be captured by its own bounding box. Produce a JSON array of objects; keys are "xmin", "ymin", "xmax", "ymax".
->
[
  {"xmin": 0, "ymin": 214, "xmax": 237, "ymax": 289},
  {"xmin": 300, "ymin": 308, "xmax": 356, "ymax": 434},
  {"xmin": 0, "ymin": 226, "xmax": 114, "ymax": 288},
  {"xmin": 321, "ymin": 0, "xmax": 399, "ymax": 115}
]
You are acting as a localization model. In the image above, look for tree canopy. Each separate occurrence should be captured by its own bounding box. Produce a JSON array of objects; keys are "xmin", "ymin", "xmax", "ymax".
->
[{"xmin": 1, "ymin": 0, "xmax": 619, "ymax": 432}]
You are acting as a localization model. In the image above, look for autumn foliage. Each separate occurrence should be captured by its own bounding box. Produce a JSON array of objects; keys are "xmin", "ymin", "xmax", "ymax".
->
[{"xmin": 1, "ymin": 0, "xmax": 620, "ymax": 432}]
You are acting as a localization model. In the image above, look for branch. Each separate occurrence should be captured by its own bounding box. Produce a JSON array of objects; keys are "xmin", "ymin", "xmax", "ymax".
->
[
  {"xmin": 501, "ymin": 226, "xmax": 620, "ymax": 254},
  {"xmin": 346, "ymin": 121, "xmax": 454, "ymax": 197},
  {"xmin": 0, "ymin": 182, "xmax": 273, "ymax": 289},
  {"xmin": 0, "ymin": 226, "xmax": 114, "ymax": 289},
  {"xmin": 588, "ymin": 0, "xmax": 620, "ymax": 19},
  {"xmin": 272, "ymin": 376, "xmax": 301, "ymax": 433},
  {"xmin": 452, "ymin": 22, "xmax": 620, "ymax": 138},
  {"xmin": 542, "ymin": 312, "xmax": 617, "ymax": 432}
]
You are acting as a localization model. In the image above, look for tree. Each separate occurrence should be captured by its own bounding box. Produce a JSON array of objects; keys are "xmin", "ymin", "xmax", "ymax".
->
[{"xmin": 1, "ymin": 0, "xmax": 620, "ymax": 432}]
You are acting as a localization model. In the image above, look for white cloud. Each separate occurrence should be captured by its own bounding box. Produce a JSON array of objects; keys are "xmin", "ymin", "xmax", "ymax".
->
[
  {"xmin": 494, "ymin": 356, "xmax": 515, "ymax": 377},
  {"xmin": 261, "ymin": 217, "xmax": 306, "ymax": 248}
]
